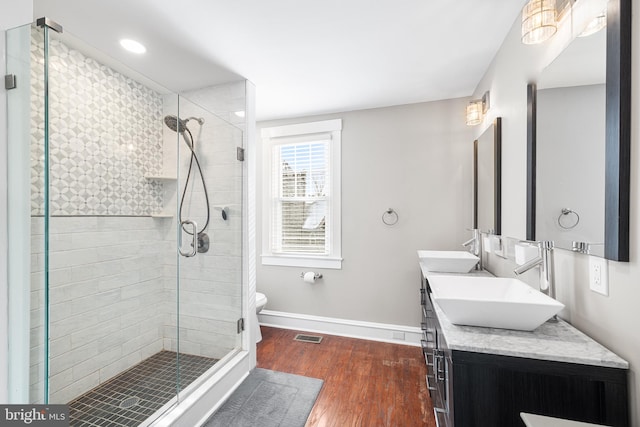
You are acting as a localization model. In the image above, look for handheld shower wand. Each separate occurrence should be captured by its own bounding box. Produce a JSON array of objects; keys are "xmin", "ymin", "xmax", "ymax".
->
[{"xmin": 163, "ymin": 114, "xmax": 211, "ymax": 253}]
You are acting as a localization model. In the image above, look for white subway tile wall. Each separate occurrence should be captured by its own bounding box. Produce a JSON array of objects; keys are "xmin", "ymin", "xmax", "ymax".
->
[
  {"xmin": 162, "ymin": 96, "xmax": 243, "ymax": 360},
  {"xmin": 30, "ymin": 217, "xmax": 171, "ymax": 403}
]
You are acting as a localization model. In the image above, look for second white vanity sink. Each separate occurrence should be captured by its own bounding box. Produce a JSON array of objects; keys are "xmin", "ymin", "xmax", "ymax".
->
[
  {"xmin": 417, "ymin": 250, "xmax": 479, "ymax": 273},
  {"xmin": 429, "ymin": 276, "xmax": 564, "ymax": 331}
]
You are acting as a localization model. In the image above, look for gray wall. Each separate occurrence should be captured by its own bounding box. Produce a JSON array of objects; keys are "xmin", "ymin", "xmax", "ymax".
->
[
  {"xmin": 257, "ymin": 99, "xmax": 473, "ymax": 327},
  {"xmin": 473, "ymin": 12, "xmax": 640, "ymax": 426}
]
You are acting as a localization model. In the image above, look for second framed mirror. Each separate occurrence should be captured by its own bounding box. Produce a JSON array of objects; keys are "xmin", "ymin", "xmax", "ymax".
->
[
  {"xmin": 474, "ymin": 117, "xmax": 502, "ymax": 235},
  {"xmin": 526, "ymin": 0, "xmax": 631, "ymax": 261}
]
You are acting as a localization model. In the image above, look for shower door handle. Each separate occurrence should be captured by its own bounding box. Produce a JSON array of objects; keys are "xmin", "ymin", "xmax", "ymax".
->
[{"xmin": 179, "ymin": 220, "xmax": 198, "ymax": 257}]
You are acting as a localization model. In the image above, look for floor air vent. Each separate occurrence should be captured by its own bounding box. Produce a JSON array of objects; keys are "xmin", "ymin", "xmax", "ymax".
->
[
  {"xmin": 119, "ymin": 396, "xmax": 140, "ymax": 409},
  {"xmin": 294, "ymin": 334, "xmax": 323, "ymax": 344}
]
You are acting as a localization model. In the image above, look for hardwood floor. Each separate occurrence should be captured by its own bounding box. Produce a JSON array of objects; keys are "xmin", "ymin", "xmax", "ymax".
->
[{"xmin": 257, "ymin": 326, "xmax": 436, "ymax": 427}]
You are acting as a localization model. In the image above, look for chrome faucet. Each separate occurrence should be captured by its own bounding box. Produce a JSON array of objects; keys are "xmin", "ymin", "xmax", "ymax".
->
[
  {"xmin": 513, "ymin": 240, "xmax": 555, "ymax": 299},
  {"xmin": 462, "ymin": 228, "xmax": 482, "ymax": 270}
]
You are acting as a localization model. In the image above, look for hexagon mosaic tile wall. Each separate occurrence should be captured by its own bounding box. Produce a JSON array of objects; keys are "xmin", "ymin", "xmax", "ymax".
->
[{"xmin": 30, "ymin": 29, "xmax": 164, "ymax": 216}]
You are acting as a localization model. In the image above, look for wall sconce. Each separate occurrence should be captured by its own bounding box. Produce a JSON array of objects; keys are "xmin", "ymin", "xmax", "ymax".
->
[
  {"xmin": 521, "ymin": 0, "xmax": 558, "ymax": 45},
  {"xmin": 466, "ymin": 101, "xmax": 483, "ymax": 126},
  {"xmin": 466, "ymin": 92, "xmax": 490, "ymax": 126}
]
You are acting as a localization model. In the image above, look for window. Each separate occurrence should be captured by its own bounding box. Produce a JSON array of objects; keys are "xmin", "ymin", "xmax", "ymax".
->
[{"xmin": 261, "ymin": 119, "xmax": 342, "ymax": 269}]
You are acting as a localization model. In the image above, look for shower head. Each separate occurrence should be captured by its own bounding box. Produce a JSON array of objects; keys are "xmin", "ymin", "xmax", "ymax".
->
[
  {"xmin": 163, "ymin": 115, "xmax": 205, "ymax": 134},
  {"xmin": 164, "ymin": 115, "xmax": 188, "ymax": 133}
]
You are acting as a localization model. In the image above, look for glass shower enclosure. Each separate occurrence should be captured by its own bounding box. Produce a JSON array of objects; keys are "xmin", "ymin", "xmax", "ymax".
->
[{"xmin": 6, "ymin": 19, "xmax": 245, "ymax": 426}]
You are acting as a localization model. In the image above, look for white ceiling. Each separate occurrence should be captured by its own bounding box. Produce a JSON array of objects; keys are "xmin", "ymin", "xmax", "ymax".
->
[{"xmin": 33, "ymin": 0, "xmax": 528, "ymax": 120}]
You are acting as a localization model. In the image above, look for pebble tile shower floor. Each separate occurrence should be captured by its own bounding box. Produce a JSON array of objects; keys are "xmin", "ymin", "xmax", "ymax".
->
[{"xmin": 68, "ymin": 351, "xmax": 218, "ymax": 427}]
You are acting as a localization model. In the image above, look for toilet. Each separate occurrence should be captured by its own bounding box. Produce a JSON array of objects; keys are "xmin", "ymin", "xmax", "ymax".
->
[
  {"xmin": 254, "ymin": 292, "xmax": 267, "ymax": 343},
  {"xmin": 256, "ymin": 292, "xmax": 267, "ymax": 314}
]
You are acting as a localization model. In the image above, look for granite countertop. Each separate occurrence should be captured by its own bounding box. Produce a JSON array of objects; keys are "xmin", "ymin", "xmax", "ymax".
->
[{"xmin": 418, "ymin": 261, "xmax": 629, "ymax": 369}]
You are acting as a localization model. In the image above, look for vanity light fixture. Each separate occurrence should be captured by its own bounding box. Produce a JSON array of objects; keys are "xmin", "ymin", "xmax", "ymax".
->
[
  {"xmin": 521, "ymin": 0, "xmax": 558, "ymax": 45},
  {"xmin": 466, "ymin": 100, "xmax": 483, "ymax": 126},
  {"xmin": 466, "ymin": 91, "xmax": 490, "ymax": 126},
  {"xmin": 481, "ymin": 91, "xmax": 490, "ymax": 114},
  {"xmin": 119, "ymin": 38, "xmax": 146, "ymax": 54},
  {"xmin": 578, "ymin": 10, "xmax": 606, "ymax": 37}
]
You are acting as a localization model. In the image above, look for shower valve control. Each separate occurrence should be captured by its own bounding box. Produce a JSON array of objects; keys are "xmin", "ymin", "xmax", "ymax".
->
[{"xmin": 197, "ymin": 232, "xmax": 210, "ymax": 254}]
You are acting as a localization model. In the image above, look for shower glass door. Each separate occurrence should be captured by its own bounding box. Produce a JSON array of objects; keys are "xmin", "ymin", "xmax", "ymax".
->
[
  {"xmin": 43, "ymin": 24, "xmax": 185, "ymax": 424},
  {"xmin": 6, "ymin": 21, "xmax": 37, "ymax": 406},
  {"xmin": 173, "ymin": 96, "xmax": 244, "ymax": 394},
  {"xmin": 6, "ymin": 19, "xmax": 244, "ymax": 425}
]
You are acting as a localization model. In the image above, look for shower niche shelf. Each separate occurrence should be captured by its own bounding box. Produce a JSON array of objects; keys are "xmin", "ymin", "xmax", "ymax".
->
[
  {"xmin": 146, "ymin": 174, "xmax": 177, "ymax": 218},
  {"xmin": 145, "ymin": 175, "xmax": 177, "ymax": 182}
]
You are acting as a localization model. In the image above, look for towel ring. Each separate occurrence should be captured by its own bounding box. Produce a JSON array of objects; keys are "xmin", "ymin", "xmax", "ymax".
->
[
  {"xmin": 558, "ymin": 208, "xmax": 580, "ymax": 229},
  {"xmin": 382, "ymin": 208, "xmax": 399, "ymax": 226}
]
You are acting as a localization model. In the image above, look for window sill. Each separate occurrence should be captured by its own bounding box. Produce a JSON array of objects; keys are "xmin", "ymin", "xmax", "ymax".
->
[{"xmin": 261, "ymin": 254, "xmax": 342, "ymax": 269}]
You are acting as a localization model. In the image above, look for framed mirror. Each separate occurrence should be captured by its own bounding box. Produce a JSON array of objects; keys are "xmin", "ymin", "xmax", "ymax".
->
[
  {"xmin": 474, "ymin": 117, "xmax": 502, "ymax": 235},
  {"xmin": 526, "ymin": 0, "xmax": 631, "ymax": 261}
]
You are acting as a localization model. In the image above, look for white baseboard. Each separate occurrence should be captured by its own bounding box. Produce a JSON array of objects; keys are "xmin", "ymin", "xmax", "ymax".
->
[{"xmin": 258, "ymin": 310, "xmax": 422, "ymax": 346}]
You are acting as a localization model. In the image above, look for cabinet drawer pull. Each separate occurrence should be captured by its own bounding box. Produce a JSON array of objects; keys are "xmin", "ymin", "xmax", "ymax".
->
[
  {"xmin": 422, "ymin": 341, "xmax": 435, "ymax": 368},
  {"xmin": 420, "ymin": 288, "xmax": 426, "ymax": 305},
  {"xmin": 433, "ymin": 349, "xmax": 446, "ymax": 381},
  {"xmin": 426, "ymin": 373, "xmax": 436, "ymax": 391},
  {"xmin": 425, "ymin": 350, "xmax": 434, "ymax": 367},
  {"xmin": 433, "ymin": 407, "xmax": 447, "ymax": 427}
]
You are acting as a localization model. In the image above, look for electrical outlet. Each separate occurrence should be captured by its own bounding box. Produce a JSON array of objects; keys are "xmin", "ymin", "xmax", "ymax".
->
[
  {"xmin": 483, "ymin": 236, "xmax": 491, "ymax": 253},
  {"xmin": 589, "ymin": 256, "xmax": 609, "ymax": 296}
]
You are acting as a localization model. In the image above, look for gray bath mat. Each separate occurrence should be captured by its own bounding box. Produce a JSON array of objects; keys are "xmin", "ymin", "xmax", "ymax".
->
[{"xmin": 203, "ymin": 368, "xmax": 323, "ymax": 427}]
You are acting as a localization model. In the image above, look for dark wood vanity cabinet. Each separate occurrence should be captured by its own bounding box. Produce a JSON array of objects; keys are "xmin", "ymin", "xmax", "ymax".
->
[
  {"xmin": 420, "ymin": 276, "xmax": 453, "ymax": 427},
  {"xmin": 420, "ymin": 274, "xmax": 629, "ymax": 427},
  {"xmin": 450, "ymin": 350, "xmax": 629, "ymax": 427}
]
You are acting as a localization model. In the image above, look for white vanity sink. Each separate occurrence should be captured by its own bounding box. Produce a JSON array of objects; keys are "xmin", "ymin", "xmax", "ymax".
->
[
  {"xmin": 417, "ymin": 250, "xmax": 479, "ymax": 273},
  {"xmin": 428, "ymin": 276, "xmax": 564, "ymax": 331}
]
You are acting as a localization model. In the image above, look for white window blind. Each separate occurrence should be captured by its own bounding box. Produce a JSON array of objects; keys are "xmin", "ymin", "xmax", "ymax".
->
[
  {"xmin": 271, "ymin": 136, "xmax": 331, "ymax": 254},
  {"xmin": 261, "ymin": 119, "xmax": 342, "ymax": 269}
]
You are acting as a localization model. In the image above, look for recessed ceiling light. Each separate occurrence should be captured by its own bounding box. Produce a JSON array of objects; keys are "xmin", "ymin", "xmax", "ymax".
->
[{"xmin": 120, "ymin": 39, "xmax": 146, "ymax": 54}]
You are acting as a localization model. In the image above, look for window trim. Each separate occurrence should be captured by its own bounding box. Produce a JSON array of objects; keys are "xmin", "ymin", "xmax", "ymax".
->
[{"xmin": 261, "ymin": 119, "xmax": 342, "ymax": 269}]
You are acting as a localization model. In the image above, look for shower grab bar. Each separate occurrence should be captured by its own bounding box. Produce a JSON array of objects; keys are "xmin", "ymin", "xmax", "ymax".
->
[{"xmin": 179, "ymin": 220, "xmax": 198, "ymax": 257}]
